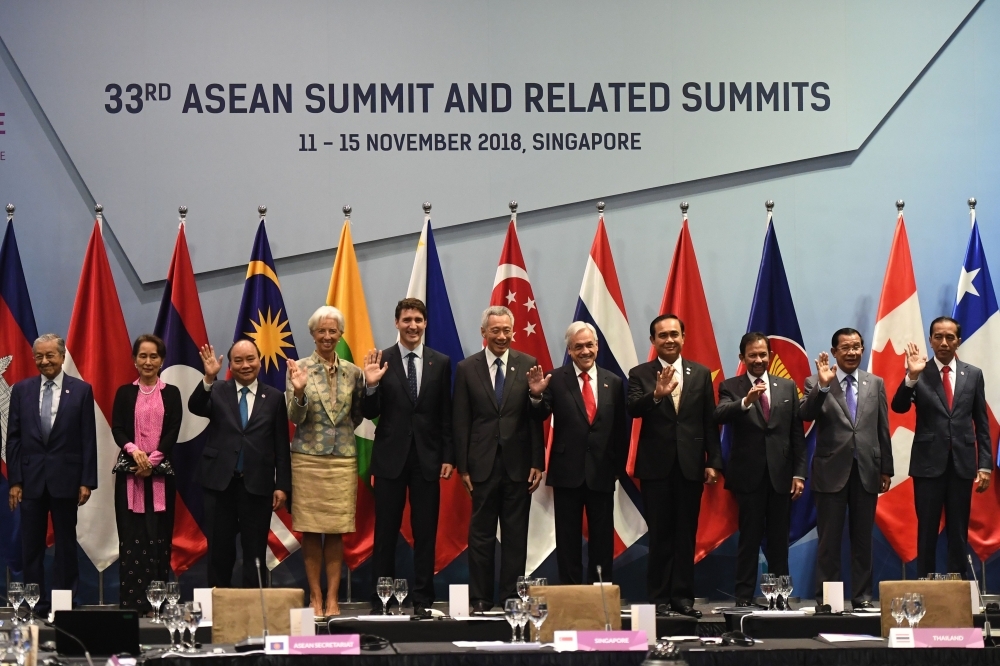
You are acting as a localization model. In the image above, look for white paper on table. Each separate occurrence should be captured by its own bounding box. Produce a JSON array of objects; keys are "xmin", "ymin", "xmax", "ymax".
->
[
  {"xmin": 751, "ymin": 610, "xmax": 806, "ymax": 616},
  {"xmin": 453, "ymin": 641, "xmax": 503, "ymax": 647},
  {"xmin": 50, "ymin": 590, "xmax": 72, "ymax": 619},
  {"xmin": 475, "ymin": 643, "xmax": 542, "ymax": 651},
  {"xmin": 349, "ymin": 614, "xmax": 412, "ymax": 621},
  {"xmin": 452, "ymin": 615, "xmax": 507, "ymax": 621},
  {"xmin": 449, "ymin": 584, "xmax": 469, "ymax": 618},
  {"xmin": 823, "ymin": 582, "xmax": 844, "ymax": 613},
  {"xmin": 193, "ymin": 588, "xmax": 213, "ymax": 622},
  {"xmin": 631, "ymin": 604, "xmax": 657, "ymax": 645},
  {"xmin": 819, "ymin": 634, "xmax": 885, "ymax": 643},
  {"xmin": 289, "ymin": 608, "xmax": 315, "ymax": 635}
]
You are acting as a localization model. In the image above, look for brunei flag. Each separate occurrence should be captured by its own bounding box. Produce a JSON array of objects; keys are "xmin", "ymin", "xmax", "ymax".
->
[
  {"xmin": 0, "ymin": 214, "xmax": 39, "ymax": 575},
  {"xmin": 327, "ymin": 216, "xmax": 378, "ymax": 569},
  {"xmin": 232, "ymin": 216, "xmax": 301, "ymax": 569}
]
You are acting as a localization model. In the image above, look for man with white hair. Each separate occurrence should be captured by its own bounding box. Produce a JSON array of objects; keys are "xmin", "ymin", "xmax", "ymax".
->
[
  {"xmin": 531, "ymin": 322, "xmax": 627, "ymax": 585},
  {"xmin": 454, "ymin": 305, "xmax": 546, "ymax": 611}
]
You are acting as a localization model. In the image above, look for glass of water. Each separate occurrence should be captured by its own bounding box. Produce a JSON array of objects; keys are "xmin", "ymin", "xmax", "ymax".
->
[
  {"xmin": 161, "ymin": 602, "xmax": 182, "ymax": 650},
  {"xmin": 905, "ymin": 593, "xmax": 926, "ymax": 627},
  {"xmin": 22, "ymin": 584, "xmax": 39, "ymax": 625},
  {"xmin": 890, "ymin": 597, "xmax": 906, "ymax": 627},
  {"xmin": 7, "ymin": 583, "xmax": 24, "ymax": 626},
  {"xmin": 527, "ymin": 596, "xmax": 547, "ymax": 642},
  {"xmin": 393, "ymin": 579, "xmax": 408, "ymax": 615},
  {"xmin": 504, "ymin": 599, "xmax": 521, "ymax": 643},
  {"xmin": 759, "ymin": 574, "xmax": 774, "ymax": 610},
  {"xmin": 147, "ymin": 580, "xmax": 166, "ymax": 623},
  {"xmin": 183, "ymin": 601, "xmax": 202, "ymax": 652},
  {"xmin": 779, "ymin": 575, "xmax": 793, "ymax": 610},
  {"xmin": 516, "ymin": 576, "xmax": 533, "ymax": 602},
  {"xmin": 376, "ymin": 577, "xmax": 393, "ymax": 615},
  {"xmin": 165, "ymin": 581, "xmax": 181, "ymax": 606}
]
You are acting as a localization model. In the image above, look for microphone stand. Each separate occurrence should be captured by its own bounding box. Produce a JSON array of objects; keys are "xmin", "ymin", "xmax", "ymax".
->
[
  {"xmin": 595, "ymin": 565, "xmax": 612, "ymax": 631},
  {"xmin": 969, "ymin": 554, "xmax": 993, "ymax": 647},
  {"xmin": 234, "ymin": 558, "xmax": 270, "ymax": 652}
]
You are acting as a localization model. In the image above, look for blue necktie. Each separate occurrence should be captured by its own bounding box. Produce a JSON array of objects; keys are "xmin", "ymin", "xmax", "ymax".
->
[
  {"xmin": 407, "ymin": 352, "xmax": 418, "ymax": 402},
  {"xmin": 40, "ymin": 380, "xmax": 54, "ymax": 442},
  {"xmin": 237, "ymin": 386, "xmax": 250, "ymax": 473},
  {"xmin": 494, "ymin": 358, "xmax": 505, "ymax": 406},
  {"xmin": 844, "ymin": 375, "xmax": 857, "ymax": 423}
]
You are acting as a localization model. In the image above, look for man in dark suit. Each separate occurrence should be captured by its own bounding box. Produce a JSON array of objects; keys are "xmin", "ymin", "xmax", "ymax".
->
[
  {"xmin": 362, "ymin": 298, "xmax": 454, "ymax": 616},
  {"xmin": 627, "ymin": 314, "xmax": 722, "ymax": 618},
  {"xmin": 533, "ymin": 321, "xmax": 627, "ymax": 585},
  {"xmin": 454, "ymin": 305, "xmax": 545, "ymax": 611},
  {"xmin": 7, "ymin": 333, "xmax": 97, "ymax": 602},
  {"xmin": 715, "ymin": 332, "xmax": 807, "ymax": 606},
  {"xmin": 892, "ymin": 316, "xmax": 991, "ymax": 578},
  {"xmin": 800, "ymin": 328, "xmax": 893, "ymax": 608},
  {"xmin": 190, "ymin": 339, "xmax": 292, "ymax": 588}
]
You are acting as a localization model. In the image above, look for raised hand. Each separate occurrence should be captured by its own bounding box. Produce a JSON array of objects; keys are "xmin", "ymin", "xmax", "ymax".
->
[
  {"xmin": 199, "ymin": 344, "xmax": 223, "ymax": 382},
  {"xmin": 653, "ymin": 365, "xmax": 677, "ymax": 400},
  {"xmin": 905, "ymin": 342, "xmax": 927, "ymax": 380},
  {"xmin": 527, "ymin": 365, "xmax": 551, "ymax": 398},
  {"xmin": 362, "ymin": 349, "xmax": 388, "ymax": 386},
  {"xmin": 287, "ymin": 358, "xmax": 308, "ymax": 394},
  {"xmin": 744, "ymin": 382, "xmax": 767, "ymax": 406},
  {"xmin": 815, "ymin": 351, "xmax": 837, "ymax": 388}
]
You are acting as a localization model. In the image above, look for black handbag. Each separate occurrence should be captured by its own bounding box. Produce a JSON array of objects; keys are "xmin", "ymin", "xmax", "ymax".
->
[{"xmin": 112, "ymin": 449, "xmax": 175, "ymax": 476}]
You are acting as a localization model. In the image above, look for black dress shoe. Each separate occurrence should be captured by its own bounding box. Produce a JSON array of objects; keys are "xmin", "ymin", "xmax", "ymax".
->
[
  {"xmin": 413, "ymin": 604, "xmax": 432, "ymax": 619},
  {"xmin": 655, "ymin": 604, "xmax": 673, "ymax": 616},
  {"xmin": 674, "ymin": 605, "xmax": 702, "ymax": 619},
  {"xmin": 471, "ymin": 601, "xmax": 493, "ymax": 613},
  {"xmin": 853, "ymin": 600, "xmax": 876, "ymax": 610}
]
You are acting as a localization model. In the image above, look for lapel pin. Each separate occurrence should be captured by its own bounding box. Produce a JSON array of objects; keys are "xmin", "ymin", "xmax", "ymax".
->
[
  {"xmin": 65, "ymin": 389, "xmax": 70, "ymax": 394},
  {"xmin": 961, "ymin": 371, "xmax": 965, "ymax": 376},
  {"xmin": 862, "ymin": 381, "xmax": 867, "ymax": 386},
  {"xmin": 603, "ymin": 383, "xmax": 609, "ymax": 388}
]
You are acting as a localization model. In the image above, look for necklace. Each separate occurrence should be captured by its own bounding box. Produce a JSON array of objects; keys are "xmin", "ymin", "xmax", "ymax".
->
[{"xmin": 138, "ymin": 382, "xmax": 157, "ymax": 395}]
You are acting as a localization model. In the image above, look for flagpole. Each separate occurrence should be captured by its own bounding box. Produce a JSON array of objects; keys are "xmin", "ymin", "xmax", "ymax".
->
[
  {"xmin": 970, "ymin": 197, "xmax": 977, "ymax": 229},
  {"xmin": 765, "ymin": 199, "xmax": 774, "ymax": 228},
  {"xmin": 179, "ymin": 205, "xmax": 188, "ymax": 228},
  {"xmin": 680, "ymin": 201, "xmax": 689, "ymax": 222},
  {"xmin": 896, "ymin": 199, "xmax": 904, "ymax": 219},
  {"xmin": 95, "ymin": 203, "xmax": 104, "ymax": 233},
  {"xmin": 509, "ymin": 200, "xmax": 517, "ymax": 228},
  {"xmin": 5, "ymin": 203, "xmax": 12, "ymax": 223},
  {"xmin": 423, "ymin": 201, "xmax": 431, "ymax": 222}
]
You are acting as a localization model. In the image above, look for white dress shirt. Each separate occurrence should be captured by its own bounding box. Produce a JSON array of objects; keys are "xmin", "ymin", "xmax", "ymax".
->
[
  {"xmin": 653, "ymin": 355, "xmax": 683, "ymax": 404},
  {"xmin": 741, "ymin": 371, "xmax": 770, "ymax": 410},
  {"xmin": 399, "ymin": 342, "xmax": 424, "ymax": 393},
  {"xmin": 485, "ymin": 348, "xmax": 511, "ymax": 384},
  {"xmin": 574, "ymin": 363, "xmax": 599, "ymax": 408},
  {"xmin": 38, "ymin": 370, "xmax": 64, "ymax": 420}
]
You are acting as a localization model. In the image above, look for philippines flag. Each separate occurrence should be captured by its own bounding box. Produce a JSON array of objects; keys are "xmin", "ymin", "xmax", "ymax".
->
[
  {"xmin": 870, "ymin": 207, "xmax": 925, "ymax": 562},
  {"xmin": 745, "ymin": 208, "xmax": 816, "ymax": 545},
  {"xmin": 65, "ymin": 210, "xmax": 137, "ymax": 571},
  {"xmin": 153, "ymin": 211, "xmax": 210, "ymax": 573},
  {"xmin": 570, "ymin": 207, "xmax": 646, "ymax": 557},
  {"xmin": 951, "ymin": 202, "xmax": 1000, "ymax": 561},
  {"xmin": 489, "ymin": 210, "xmax": 556, "ymax": 573},
  {"xmin": 402, "ymin": 206, "xmax": 470, "ymax": 572},
  {"xmin": 0, "ymin": 212, "xmax": 39, "ymax": 575},
  {"xmin": 232, "ymin": 215, "xmax": 301, "ymax": 569}
]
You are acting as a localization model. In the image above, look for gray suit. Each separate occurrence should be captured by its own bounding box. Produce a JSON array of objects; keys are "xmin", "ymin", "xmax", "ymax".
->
[{"xmin": 800, "ymin": 370, "xmax": 893, "ymax": 604}]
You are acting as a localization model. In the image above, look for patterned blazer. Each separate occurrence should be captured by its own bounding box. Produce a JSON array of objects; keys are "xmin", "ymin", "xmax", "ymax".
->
[{"xmin": 286, "ymin": 352, "xmax": 365, "ymax": 457}]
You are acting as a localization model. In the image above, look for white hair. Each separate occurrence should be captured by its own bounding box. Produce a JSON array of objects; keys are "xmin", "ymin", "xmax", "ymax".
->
[
  {"xmin": 481, "ymin": 305, "xmax": 514, "ymax": 330},
  {"xmin": 564, "ymin": 321, "xmax": 597, "ymax": 348},
  {"xmin": 33, "ymin": 333, "xmax": 66, "ymax": 355},
  {"xmin": 307, "ymin": 305, "xmax": 345, "ymax": 333}
]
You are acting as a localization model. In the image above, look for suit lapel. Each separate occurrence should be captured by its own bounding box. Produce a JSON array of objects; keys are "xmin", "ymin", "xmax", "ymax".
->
[
  {"xmin": 246, "ymin": 382, "xmax": 268, "ymax": 425},
  {"xmin": 566, "ymin": 366, "xmax": 589, "ymax": 421},
  {"xmin": 595, "ymin": 368, "xmax": 613, "ymax": 423},
  {"xmin": 854, "ymin": 370, "xmax": 872, "ymax": 423},
  {"xmin": 500, "ymin": 352, "xmax": 519, "ymax": 409},
  {"xmin": 223, "ymin": 380, "xmax": 243, "ymax": 428},
  {"xmin": 29, "ymin": 376, "xmax": 44, "ymax": 435},
  {"xmin": 472, "ymin": 351, "xmax": 497, "ymax": 409},
  {"xmin": 952, "ymin": 362, "xmax": 968, "ymax": 411},
  {"xmin": 924, "ymin": 364, "xmax": 950, "ymax": 413},
  {"xmin": 830, "ymin": 375, "xmax": 854, "ymax": 425},
  {"xmin": 676, "ymin": 360, "xmax": 693, "ymax": 413},
  {"xmin": 47, "ymin": 375, "xmax": 70, "ymax": 437}
]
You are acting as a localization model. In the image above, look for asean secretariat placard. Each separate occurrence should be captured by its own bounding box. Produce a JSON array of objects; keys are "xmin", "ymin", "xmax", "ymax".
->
[{"xmin": 0, "ymin": 0, "xmax": 976, "ymax": 279}]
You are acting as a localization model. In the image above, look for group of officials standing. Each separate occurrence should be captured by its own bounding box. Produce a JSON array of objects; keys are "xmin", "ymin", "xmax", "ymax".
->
[{"xmin": 4, "ymin": 300, "xmax": 992, "ymax": 616}]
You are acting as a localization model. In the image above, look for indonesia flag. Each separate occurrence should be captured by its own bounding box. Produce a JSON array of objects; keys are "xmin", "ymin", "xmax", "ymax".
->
[
  {"xmin": 65, "ymin": 207, "xmax": 137, "ymax": 571},
  {"xmin": 153, "ymin": 209, "xmax": 210, "ymax": 574},
  {"xmin": 870, "ymin": 203, "xmax": 926, "ymax": 563},
  {"xmin": 489, "ymin": 206, "xmax": 556, "ymax": 573},
  {"xmin": 570, "ymin": 205, "xmax": 646, "ymax": 557},
  {"xmin": 952, "ymin": 200, "xmax": 1000, "ymax": 561},
  {"xmin": 0, "ymin": 208, "xmax": 39, "ymax": 576}
]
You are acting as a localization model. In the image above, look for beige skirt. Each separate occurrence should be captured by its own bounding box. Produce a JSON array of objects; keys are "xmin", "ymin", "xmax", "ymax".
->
[{"xmin": 290, "ymin": 453, "xmax": 357, "ymax": 534}]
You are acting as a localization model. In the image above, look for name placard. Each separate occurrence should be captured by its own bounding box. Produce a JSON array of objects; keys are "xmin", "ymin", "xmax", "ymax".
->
[
  {"xmin": 264, "ymin": 635, "xmax": 361, "ymax": 655},
  {"xmin": 553, "ymin": 630, "xmax": 648, "ymax": 652},
  {"xmin": 889, "ymin": 628, "xmax": 983, "ymax": 649}
]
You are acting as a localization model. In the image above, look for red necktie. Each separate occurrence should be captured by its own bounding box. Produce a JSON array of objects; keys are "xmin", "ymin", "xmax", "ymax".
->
[
  {"xmin": 942, "ymin": 365, "xmax": 953, "ymax": 411},
  {"xmin": 756, "ymin": 377, "xmax": 770, "ymax": 421},
  {"xmin": 581, "ymin": 372, "xmax": 597, "ymax": 424}
]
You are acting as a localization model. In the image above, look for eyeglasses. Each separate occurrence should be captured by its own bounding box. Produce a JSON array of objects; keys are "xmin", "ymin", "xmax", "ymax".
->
[{"xmin": 835, "ymin": 345, "xmax": 863, "ymax": 353}]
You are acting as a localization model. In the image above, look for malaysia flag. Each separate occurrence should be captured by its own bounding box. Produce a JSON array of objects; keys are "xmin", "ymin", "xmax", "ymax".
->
[
  {"xmin": 951, "ymin": 201, "xmax": 1000, "ymax": 562},
  {"xmin": 0, "ymin": 210, "xmax": 39, "ymax": 576},
  {"xmin": 870, "ymin": 206, "xmax": 925, "ymax": 562},
  {"xmin": 153, "ymin": 210, "xmax": 210, "ymax": 573},
  {"xmin": 570, "ymin": 206, "xmax": 646, "ymax": 557}
]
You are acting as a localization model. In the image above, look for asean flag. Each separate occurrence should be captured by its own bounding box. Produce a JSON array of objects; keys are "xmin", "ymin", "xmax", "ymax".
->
[{"xmin": 153, "ymin": 213, "xmax": 210, "ymax": 573}]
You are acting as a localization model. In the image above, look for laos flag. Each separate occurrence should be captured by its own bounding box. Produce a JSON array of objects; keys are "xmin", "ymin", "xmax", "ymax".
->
[
  {"xmin": 153, "ymin": 216, "xmax": 210, "ymax": 574},
  {"xmin": 0, "ymin": 216, "xmax": 39, "ymax": 575}
]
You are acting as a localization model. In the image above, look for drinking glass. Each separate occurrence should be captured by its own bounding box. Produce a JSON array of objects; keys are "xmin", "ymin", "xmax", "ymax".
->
[
  {"xmin": 184, "ymin": 601, "xmax": 202, "ymax": 653},
  {"xmin": 22, "ymin": 585, "xmax": 39, "ymax": 624},
  {"xmin": 534, "ymin": 577, "xmax": 547, "ymax": 587},
  {"xmin": 147, "ymin": 580, "xmax": 166, "ymax": 623},
  {"xmin": 948, "ymin": 573, "xmax": 962, "ymax": 581},
  {"xmin": 516, "ymin": 576, "xmax": 533, "ymax": 602},
  {"xmin": 779, "ymin": 575, "xmax": 793, "ymax": 610},
  {"xmin": 504, "ymin": 599, "xmax": 521, "ymax": 643},
  {"xmin": 515, "ymin": 600, "xmax": 529, "ymax": 642},
  {"xmin": 906, "ymin": 593, "xmax": 926, "ymax": 628},
  {"xmin": 7, "ymin": 583, "xmax": 23, "ymax": 625},
  {"xmin": 376, "ymin": 577, "xmax": 393, "ymax": 615},
  {"xmin": 165, "ymin": 582, "xmax": 181, "ymax": 606},
  {"xmin": 759, "ymin": 574, "xmax": 774, "ymax": 610},
  {"xmin": 393, "ymin": 579, "xmax": 408, "ymax": 615},
  {"xmin": 10, "ymin": 626, "xmax": 29, "ymax": 666},
  {"xmin": 527, "ymin": 597, "xmax": 548, "ymax": 642},
  {"xmin": 162, "ymin": 603, "xmax": 182, "ymax": 650},
  {"xmin": 890, "ymin": 597, "xmax": 905, "ymax": 627}
]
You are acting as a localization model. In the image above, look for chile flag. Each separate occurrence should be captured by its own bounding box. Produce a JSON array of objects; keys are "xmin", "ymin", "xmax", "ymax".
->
[
  {"xmin": 0, "ymin": 215, "xmax": 39, "ymax": 575},
  {"xmin": 153, "ymin": 219, "xmax": 210, "ymax": 573}
]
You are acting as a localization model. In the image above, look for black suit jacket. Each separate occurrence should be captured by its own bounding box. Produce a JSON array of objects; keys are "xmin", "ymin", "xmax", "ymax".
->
[
  {"xmin": 891, "ymin": 361, "xmax": 992, "ymax": 480},
  {"xmin": 626, "ymin": 358, "xmax": 723, "ymax": 481},
  {"xmin": 714, "ymin": 374, "xmax": 807, "ymax": 493},
  {"xmin": 111, "ymin": 383, "xmax": 183, "ymax": 463},
  {"xmin": 188, "ymin": 379, "xmax": 292, "ymax": 497},
  {"xmin": 453, "ymin": 349, "xmax": 545, "ymax": 483},
  {"xmin": 6, "ymin": 374, "xmax": 98, "ymax": 498},
  {"xmin": 538, "ymin": 364, "xmax": 627, "ymax": 492},
  {"xmin": 363, "ymin": 345, "xmax": 454, "ymax": 481}
]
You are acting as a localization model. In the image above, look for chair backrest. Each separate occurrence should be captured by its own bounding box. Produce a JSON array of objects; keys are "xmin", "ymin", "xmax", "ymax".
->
[
  {"xmin": 528, "ymin": 584, "xmax": 621, "ymax": 643},
  {"xmin": 878, "ymin": 580, "xmax": 974, "ymax": 636},
  {"xmin": 211, "ymin": 588, "xmax": 305, "ymax": 644}
]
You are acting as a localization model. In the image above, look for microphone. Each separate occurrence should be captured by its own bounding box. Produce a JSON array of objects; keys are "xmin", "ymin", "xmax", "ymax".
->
[
  {"xmin": 0, "ymin": 592, "xmax": 94, "ymax": 666},
  {"xmin": 234, "ymin": 557, "xmax": 270, "ymax": 652},
  {"xmin": 256, "ymin": 557, "xmax": 269, "ymax": 638},
  {"xmin": 969, "ymin": 554, "xmax": 993, "ymax": 645},
  {"xmin": 595, "ymin": 564, "xmax": 612, "ymax": 631}
]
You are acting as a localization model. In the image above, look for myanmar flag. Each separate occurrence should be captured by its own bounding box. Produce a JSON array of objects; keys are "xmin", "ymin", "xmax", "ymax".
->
[{"xmin": 327, "ymin": 217, "xmax": 377, "ymax": 569}]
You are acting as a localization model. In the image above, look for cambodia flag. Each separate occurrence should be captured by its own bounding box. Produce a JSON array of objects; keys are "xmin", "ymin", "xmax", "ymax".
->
[
  {"xmin": 745, "ymin": 210, "xmax": 816, "ymax": 544},
  {"xmin": 153, "ymin": 216, "xmax": 210, "ymax": 574},
  {"xmin": 0, "ymin": 215, "xmax": 39, "ymax": 575}
]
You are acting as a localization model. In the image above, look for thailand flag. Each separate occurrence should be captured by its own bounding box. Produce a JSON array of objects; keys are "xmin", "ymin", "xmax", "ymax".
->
[
  {"xmin": 0, "ymin": 214, "xmax": 39, "ymax": 575},
  {"xmin": 951, "ymin": 203, "xmax": 1000, "ymax": 561},
  {"xmin": 570, "ymin": 209, "xmax": 646, "ymax": 556},
  {"xmin": 402, "ymin": 209, "xmax": 470, "ymax": 572},
  {"xmin": 153, "ymin": 214, "xmax": 210, "ymax": 573}
]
